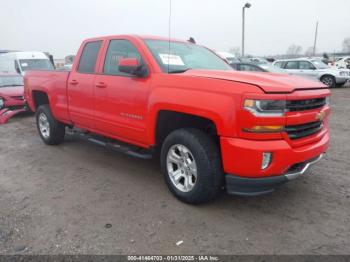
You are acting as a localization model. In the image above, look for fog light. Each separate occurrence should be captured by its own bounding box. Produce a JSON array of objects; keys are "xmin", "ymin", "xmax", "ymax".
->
[{"xmin": 261, "ymin": 152, "xmax": 272, "ymax": 170}]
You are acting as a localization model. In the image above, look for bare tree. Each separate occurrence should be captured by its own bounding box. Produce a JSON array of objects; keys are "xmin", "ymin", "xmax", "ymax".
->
[
  {"xmin": 228, "ymin": 47, "xmax": 241, "ymax": 57},
  {"xmin": 343, "ymin": 38, "xmax": 350, "ymax": 52},
  {"xmin": 286, "ymin": 44, "xmax": 303, "ymax": 57}
]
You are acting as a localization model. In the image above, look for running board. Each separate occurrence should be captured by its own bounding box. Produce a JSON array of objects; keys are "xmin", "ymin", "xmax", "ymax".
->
[{"xmin": 69, "ymin": 130, "xmax": 153, "ymax": 160}]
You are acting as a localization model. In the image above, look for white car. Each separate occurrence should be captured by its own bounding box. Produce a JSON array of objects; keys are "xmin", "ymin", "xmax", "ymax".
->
[
  {"xmin": 273, "ymin": 58, "xmax": 350, "ymax": 87},
  {"xmin": 335, "ymin": 56, "xmax": 350, "ymax": 69},
  {"xmin": 0, "ymin": 51, "xmax": 54, "ymax": 76}
]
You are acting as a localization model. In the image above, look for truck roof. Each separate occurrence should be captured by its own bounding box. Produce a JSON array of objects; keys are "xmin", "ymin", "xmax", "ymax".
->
[{"xmin": 83, "ymin": 34, "xmax": 189, "ymax": 44}]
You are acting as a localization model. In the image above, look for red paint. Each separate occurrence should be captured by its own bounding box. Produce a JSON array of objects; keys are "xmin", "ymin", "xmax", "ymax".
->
[{"xmin": 24, "ymin": 35, "xmax": 330, "ymax": 178}]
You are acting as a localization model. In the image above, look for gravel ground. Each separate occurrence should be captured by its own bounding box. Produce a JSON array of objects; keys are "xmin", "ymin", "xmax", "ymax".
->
[{"xmin": 0, "ymin": 86, "xmax": 349, "ymax": 255}]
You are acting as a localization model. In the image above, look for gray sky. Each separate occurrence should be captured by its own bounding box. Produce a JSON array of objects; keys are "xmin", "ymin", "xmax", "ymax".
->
[{"xmin": 1, "ymin": 0, "xmax": 349, "ymax": 58}]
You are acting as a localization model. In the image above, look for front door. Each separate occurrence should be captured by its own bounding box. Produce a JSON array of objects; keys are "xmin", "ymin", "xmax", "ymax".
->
[{"xmin": 94, "ymin": 39, "xmax": 150, "ymax": 145}]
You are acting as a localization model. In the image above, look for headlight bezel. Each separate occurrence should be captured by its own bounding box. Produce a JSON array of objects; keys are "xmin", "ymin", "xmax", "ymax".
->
[{"xmin": 244, "ymin": 99, "xmax": 286, "ymax": 117}]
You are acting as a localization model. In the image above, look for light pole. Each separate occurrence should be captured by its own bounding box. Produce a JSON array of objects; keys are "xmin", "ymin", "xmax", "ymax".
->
[
  {"xmin": 242, "ymin": 2, "xmax": 251, "ymax": 57},
  {"xmin": 313, "ymin": 21, "xmax": 319, "ymax": 56}
]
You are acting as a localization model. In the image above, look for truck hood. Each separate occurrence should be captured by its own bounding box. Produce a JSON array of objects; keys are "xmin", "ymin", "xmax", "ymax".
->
[
  {"xmin": 183, "ymin": 70, "xmax": 327, "ymax": 93},
  {"xmin": 0, "ymin": 86, "xmax": 24, "ymax": 97}
]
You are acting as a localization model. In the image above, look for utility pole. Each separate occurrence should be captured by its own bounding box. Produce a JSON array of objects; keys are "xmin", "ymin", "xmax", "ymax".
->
[
  {"xmin": 313, "ymin": 21, "xmax": 319, "ymax": 56},
  {"xmin": 242, "ymin": 3, "xmax": 251, "ymax": 57}
]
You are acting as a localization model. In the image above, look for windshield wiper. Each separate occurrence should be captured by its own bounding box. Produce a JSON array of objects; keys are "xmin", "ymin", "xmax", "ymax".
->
[{"xmin": 168, "ymin": 68, "xmax": 192, "ymax": 74}]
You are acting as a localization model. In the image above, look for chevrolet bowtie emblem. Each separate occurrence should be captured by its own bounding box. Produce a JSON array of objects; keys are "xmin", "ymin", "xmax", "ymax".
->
[{"xmin": 316, "ymin": 111, "xmax": 326, "ymax": 121}]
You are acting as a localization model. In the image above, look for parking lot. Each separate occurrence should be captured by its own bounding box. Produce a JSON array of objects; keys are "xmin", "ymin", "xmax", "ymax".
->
[{"xmin": 0, "ymin": 86, "xmax": 349, "ymax": 255}]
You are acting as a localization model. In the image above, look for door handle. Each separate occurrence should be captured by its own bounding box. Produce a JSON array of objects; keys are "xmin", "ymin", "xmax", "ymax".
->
[
  {"xmin": 95, "ymin": 82, "xmax": 107, "ymax": 88},
  {"xmin": 69, "ymin": 80, "xmax": 79, "ymax": 85}
]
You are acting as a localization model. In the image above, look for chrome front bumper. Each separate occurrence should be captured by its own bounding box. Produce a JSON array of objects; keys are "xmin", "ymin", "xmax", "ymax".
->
[{"xmin": 285, "ymin": 154, "xmax": 324, "ymax": 180}]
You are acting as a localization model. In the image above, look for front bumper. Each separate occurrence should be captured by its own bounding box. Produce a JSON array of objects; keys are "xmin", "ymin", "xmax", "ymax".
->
[
  {"xmin": 225, "ymin": 154, "xmax": 324, "ymax": 196},
  {"xmin": 221, "ymin": 130, "xmax": 329, "ymax": 178},
  {"xmin": 335, "ymin": 75, "xmax": 350, "ymax": 84}
]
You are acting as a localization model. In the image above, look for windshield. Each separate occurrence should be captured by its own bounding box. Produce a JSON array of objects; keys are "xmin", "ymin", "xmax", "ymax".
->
[
  {"xmin": 311, "ymin": 59, "xmax": 329, "ymax": 69},
  {"xmin": 0, "ymin": 75, "xmax": 23, "ymax": 87},
  {"xmin": 19, "ymin": 59, "xmax": 54, "ymax": 71},
  {"xmin": 144, "ymin": 40, "xmax": 232, "ymax": 73}
]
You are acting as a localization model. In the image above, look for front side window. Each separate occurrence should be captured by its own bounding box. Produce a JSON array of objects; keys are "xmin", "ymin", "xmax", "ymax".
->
[
  {"xmin": 103, "ymin": 40, "xmax": 142, "ymax": 76},
  {"xmin": 78, "ymin": 41, "xmax": 102, "ymax": 74},
  {"xmin": 299, "ymin": 61, "xmax": 315, "ymax": 70},
  {"xmin": 0, "ymin": 75, "xmax": 23, "ymax": 87},
  {"xmin": 144, "ymin": 40, "xmax": 232, "ymax": 73},
  {"xmin": 285, "ymin": 61, "xmax": 299, "ymax": 69},
  {"xmin": 19, "ymin": 59, "xmax": 54, "ymax": 72}
]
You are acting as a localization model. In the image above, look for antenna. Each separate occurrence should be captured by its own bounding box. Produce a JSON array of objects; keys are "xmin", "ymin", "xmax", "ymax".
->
[{"xmin": 167, "ymin": 0, "xmax": 172, "ymax": 73}]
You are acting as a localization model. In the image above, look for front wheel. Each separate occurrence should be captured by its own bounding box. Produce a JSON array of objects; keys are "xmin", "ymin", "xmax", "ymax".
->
[
  {"xmin": 36, "ymin": 105, "xmax": 65, "ymax": 145},
  {"xmin": 160, "ymin": 128, "xmax": 223, "ymax": 204},
  {"xmin": 321, "ymin": 75, "xmax": 336, "ymax": 88}
]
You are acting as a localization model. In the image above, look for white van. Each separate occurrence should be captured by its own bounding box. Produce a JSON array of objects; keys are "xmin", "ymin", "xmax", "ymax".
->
[{"xmin": 0, "ymin": 51, "xmax": 54, "ymax": 75}]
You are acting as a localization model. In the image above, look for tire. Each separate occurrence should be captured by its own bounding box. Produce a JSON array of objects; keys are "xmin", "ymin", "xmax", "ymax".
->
[
  {"xmin": 36, "ymin": 105, "xmax": 65, "ymax": 145},
  {"xmin": 160, "ymin": 128, "xmax": 223, "ymax": 204},
  {"xmin": 336, "ymin": 82, "xmax": 346, "ymax": 87},
  {"xmin": 320, "ymin": 75, "xmax": 336, "ymax": 88}
]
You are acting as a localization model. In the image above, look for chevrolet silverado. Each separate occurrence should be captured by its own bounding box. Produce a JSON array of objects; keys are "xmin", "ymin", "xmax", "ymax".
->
[{"xmin": 24, "ymin": 35, "xmax": 330, "ymax": 204}]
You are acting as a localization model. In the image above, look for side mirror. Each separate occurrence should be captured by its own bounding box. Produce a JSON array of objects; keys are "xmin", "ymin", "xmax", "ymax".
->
[{"xmin": 118, "ymin": 58, "xmax": 148, "ymax": 77}]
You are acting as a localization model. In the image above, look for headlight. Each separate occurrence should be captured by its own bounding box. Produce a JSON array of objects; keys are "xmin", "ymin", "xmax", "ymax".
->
[
  {"xmin": 0, "ymin": 97, "xmax": 4, "ymax": 109},
  {"xmin": 339, "ymin": 71, "xmax": 350, "ymax": 76},
  {"xmin": 244, "ymin": 99, "xmax": 286, "ymax": 117}
]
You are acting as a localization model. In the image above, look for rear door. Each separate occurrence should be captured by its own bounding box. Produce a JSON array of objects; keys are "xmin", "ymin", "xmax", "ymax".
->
[
  {"xmin": 67, "ymin": 41, "xmax": 102, "ymax": 129},
  {"xmin": 93, "ymin": 38, "xmax": 151, "ymax": 145}
]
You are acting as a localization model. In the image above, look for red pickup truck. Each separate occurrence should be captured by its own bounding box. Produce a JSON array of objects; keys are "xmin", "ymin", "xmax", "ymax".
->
[{"xmin": 24, "ymin": 35, "xmax": 330, "ymax": 204}]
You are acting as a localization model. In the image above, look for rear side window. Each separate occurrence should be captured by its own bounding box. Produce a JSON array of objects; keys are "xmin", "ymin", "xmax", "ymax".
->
[{"xmin": 77, "ymin": 41, "xmax": 102, "ymax": 73}]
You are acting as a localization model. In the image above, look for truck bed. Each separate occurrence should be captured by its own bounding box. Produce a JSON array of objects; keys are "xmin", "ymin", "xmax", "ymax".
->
[{"xmin": 24, "ymin": 70, "xmax": 71, "ymax": 122}]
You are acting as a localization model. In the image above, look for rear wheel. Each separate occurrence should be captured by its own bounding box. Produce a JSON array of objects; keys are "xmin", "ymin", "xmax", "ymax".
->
[
  {"xmin": 160, "ymin": 128, "xmax": 223, "ymax": 204},
  {"xmin": 36, "ymin": 105, "xmax": 65, "ymax": 145},
  {"xmin": 321, "ymin": 75, "xmax": 336, "ymax": 88}
]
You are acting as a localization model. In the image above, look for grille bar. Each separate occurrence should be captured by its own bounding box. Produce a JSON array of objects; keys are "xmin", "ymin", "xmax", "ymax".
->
[
  {"xmin": 285, "ymin": 121, "xmax": 323, "ymax": 140},
  {"xmin": 286, "ymin": 98, "xmax": 326, "ymax": 112}
]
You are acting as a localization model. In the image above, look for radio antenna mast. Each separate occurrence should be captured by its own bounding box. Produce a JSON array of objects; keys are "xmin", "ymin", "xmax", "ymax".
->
[{"xmin": 167, "ymin": 0, "xmax": 172, "ymax": 73}]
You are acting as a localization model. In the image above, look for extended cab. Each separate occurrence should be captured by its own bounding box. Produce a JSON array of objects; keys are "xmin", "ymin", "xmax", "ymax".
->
[{"xmin": 24, "ymin": 35, "xmax": 330, "ymax": 204}]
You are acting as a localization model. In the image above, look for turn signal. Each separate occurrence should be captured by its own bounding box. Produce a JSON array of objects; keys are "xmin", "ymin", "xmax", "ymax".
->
[{"xmin": 243, "ymin": 125, "xmax": 284, "ymax": 133}]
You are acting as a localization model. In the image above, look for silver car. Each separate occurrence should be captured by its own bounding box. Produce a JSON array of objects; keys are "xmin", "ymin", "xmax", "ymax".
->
[{"xmin": 273, "ymin": 58, "xmax": 350, "ymax": 87}]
